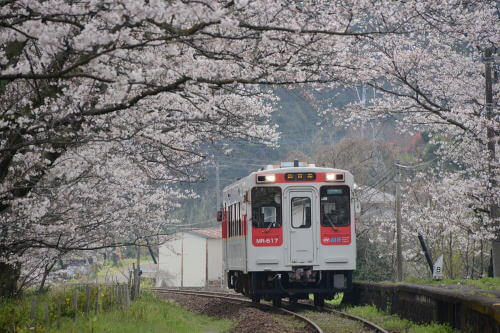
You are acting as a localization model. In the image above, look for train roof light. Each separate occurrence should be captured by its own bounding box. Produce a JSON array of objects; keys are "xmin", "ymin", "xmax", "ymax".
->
[
  {"xmin": 256, "ymin": 174, "xmax": 276, "ymax": 183},
  {"xmin": 280, "ymin": 161, "xmax": 308, "ymax": 168},
  {"xmin": 326, "ymin": 172, "xmax": 344, "ymax": 182}
]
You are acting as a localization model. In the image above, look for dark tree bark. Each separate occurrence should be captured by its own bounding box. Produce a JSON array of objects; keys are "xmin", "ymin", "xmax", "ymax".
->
[{"xmin": 0, "ymin": 262, "xmax": 20, "ymax": 297}]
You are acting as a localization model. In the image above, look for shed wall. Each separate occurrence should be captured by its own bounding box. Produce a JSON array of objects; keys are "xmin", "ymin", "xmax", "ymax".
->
[
  {"xmin": 158, "ymin": 234, "xmax": 182, "ymax": 286},
  {"xmin": 207, "ymin": 239, "xmax": 223, "ymax": 283},
  {"xmin": 182, "ymin": 233, "xmax": 206, "ymax": 287}
]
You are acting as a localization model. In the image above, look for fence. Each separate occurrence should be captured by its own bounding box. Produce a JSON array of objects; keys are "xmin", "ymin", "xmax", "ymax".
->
[{"xmin": 27, "ymin": 283, "xmax": 132, "ymax": 329}]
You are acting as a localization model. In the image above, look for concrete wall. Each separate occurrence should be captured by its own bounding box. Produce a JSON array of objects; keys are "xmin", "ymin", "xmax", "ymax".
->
[{"xmin": 343, "ymin": 282, "xmax": 500, "ymax": 333}]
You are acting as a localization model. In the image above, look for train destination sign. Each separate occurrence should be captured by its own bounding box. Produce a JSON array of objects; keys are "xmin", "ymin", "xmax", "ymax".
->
[{"xmin": 285, "ymin": 172, "xmax": 316, "ymax": 181}]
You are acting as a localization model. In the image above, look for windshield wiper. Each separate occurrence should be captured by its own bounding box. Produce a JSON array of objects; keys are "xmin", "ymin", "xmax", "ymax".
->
[
  {"xmin": 264, "ymin": 221, "xmax": 276, "ymax": 233},
  {"xmin": 324, "ymin": 215, "xmax": 338, "ymax": 233}
]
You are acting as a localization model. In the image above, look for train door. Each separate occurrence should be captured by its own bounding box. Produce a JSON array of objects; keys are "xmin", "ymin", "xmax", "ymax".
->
[{"xmin": 288, "ymin": 190, "xmax": 314, "ymax": 264}]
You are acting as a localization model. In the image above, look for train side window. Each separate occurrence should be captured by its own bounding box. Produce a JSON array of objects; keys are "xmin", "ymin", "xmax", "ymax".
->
[
  {"xmin": 224, "ymin": 203, "xmax": 227, "ymax": 236},
  {"xmin": 251, "ymin": 187, "xmax": 282, "ymax": 228},
  {"xmin": 229, "ymin": 205, "xmax": 233, "ymax": 237},
  {"xmin": 234, "ymin": 203, "xmax": 237, "ymax": 236},
  {"xmin": 233, "ymin": 203, "xmax": 236, "ymax": 236},
  {"xmin": 320, "ymin": 186, "xmax": 350, "ymax": 227},
  {"xmin": 232, "ymin": 204, "xmax": 235, "ymax": 237},
  {"xmin": 237, "ymin": 202, "xmax": 241, "ymax": 236}
]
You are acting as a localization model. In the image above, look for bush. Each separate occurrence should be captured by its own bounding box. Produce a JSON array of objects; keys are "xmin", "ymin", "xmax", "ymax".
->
[{"xmin": 0, "ymin": 284, "xmax": 130, "ymax": 332}]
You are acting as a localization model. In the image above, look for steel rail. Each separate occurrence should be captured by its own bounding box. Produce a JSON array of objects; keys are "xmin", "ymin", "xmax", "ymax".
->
[
  {"xmin": 323, "ymin": 306, "xmax": 388, "ymax": 333},
  {"xmin": 151, "ymin": 288, "xmax": 388, "ymax": 332},
  {"xmin": 278, "ymin": 298, "xmax": 388, "ymax": 333},
  {"xmin": 152, "ymin": 288, "xmax": 323, "ymax": 333}
]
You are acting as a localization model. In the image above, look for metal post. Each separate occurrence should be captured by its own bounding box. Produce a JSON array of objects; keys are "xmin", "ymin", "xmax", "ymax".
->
[
  {"xmin": 135, "ymin": 245, "xmax": 141, "ymax": 298},
  {"xmin": 85, "ymin": 285, "xmax": 90, "ymax": 315},
  {"xmin": 484, "ymin": 48, "xmax": 500, "ymax": 277},
  {"xmin": 395, "ymin": 166, "xmax": 403, "ymax": 281},
  {"xmin": 418, "ymin": 233, "xmax": 434, "ymax": 276}
]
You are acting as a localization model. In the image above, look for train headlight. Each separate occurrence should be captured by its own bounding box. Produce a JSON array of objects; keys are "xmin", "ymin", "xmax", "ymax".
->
[
  {"xmin": 256, "ymin": 174, "xmax": 276, "ymax": 183},
  {"xmin": 326, "ymin": 173, "xmax": 344, "ymax": 182},
  {"xmin": 266, "ymin": 174, "xmax": 276, "ymax": 182}
]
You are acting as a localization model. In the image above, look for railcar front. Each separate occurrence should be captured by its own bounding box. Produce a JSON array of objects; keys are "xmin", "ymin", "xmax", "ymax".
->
[{"xmin": 220, "ymin": 162, "xmax": 356, "ymax": 307}]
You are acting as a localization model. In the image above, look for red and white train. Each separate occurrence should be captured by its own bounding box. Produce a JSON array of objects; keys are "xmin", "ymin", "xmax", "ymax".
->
[{"xmin": 217, "ymin": 161, "xmax": 356, "ymax": 306}]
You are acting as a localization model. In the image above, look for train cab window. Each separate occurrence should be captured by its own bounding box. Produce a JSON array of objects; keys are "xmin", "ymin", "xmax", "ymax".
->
[
  {"xmin": 251, "ymin": 187, "xmax": 282, "ymax": 228},
  {"xmin": 320, "ymin": 186, "xmax": 350, "ymax": 227},
  {"xmin": 291, "ymin": 197, "xmax": 311, "ymax": 228}
]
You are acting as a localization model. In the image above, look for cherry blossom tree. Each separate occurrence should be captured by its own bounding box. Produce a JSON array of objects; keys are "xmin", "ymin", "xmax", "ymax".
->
[
  {"xmin": 2, "ymin": 0, "xmax": 496, "ymax": 291},
  {"xmin": 400, "ymin": 173, "xmax": 493, "ymax": 278},
  {"xmin": 2, "ymin": 0, "xmax": 411, "ymax": 292},
  {"xmin": 335, "ymin": 0, "xmax": 499, "ymax": 276}
]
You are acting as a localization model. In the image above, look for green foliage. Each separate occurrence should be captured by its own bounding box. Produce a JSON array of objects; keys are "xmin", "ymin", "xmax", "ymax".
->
[
  {"xmin": 51, "ymin": 292, "xmax": 233, "ymax": 333},
  {"xmin": 0, "ymin": 284, "xmax": 130, "ymax": 332},
  {"xmin": 404, "ymin": 277, "xmax": 500, "ymax": 291},
  {"xmin": 354, "ymin": 235, "xmax": 394, "ymax": 281},
  {"xmin": 96, "ymin": 257, "xmax": 152, "ymax": 280},
  {"xmin": 345, "ymin": 305, "xmax": 453, "ymax": 333},
  {"xmin": 408, "ymin": 323, "xmax": 456, "ymax": 333},
  {"xmin": 0, "ymin": 288, "xmax": 233, "ymax": 332}
]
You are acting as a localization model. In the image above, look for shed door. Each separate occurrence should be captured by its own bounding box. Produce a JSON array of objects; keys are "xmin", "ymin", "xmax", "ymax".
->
[{"xmin": 289, "ymin": 191, "xmax": 314, "ymax": 264}]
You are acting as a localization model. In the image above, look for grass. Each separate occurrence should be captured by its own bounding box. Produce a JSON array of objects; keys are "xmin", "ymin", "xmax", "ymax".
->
[
  {"xmin": 0, "ymin": 288, "xmax": 233, "ymax": 333},
  {"xmin": 304, "ymin": 293, "xmax": 454, "ymax": 333},
  {"xmin": 344, "ymin": 305, "xmax": 454, "ymax": 333},
  {"xmin": 51, "ymin": 292, "xmax": 233, "ymax": 333},
  {"xmin": 0, "ymin": 285, "xmax": 114, "ymax": 332},
  {"xmin": 300, "ymin": 310, "xmax": 367, "ymax": 333},
  {"xmin": 272, "ymin": 312, "xmax": 307, "ymax": 331},
  {"xmin": 96, "ymin": 258, "xmax": 153, "ymax": 281},
  {"xmin": 402, "ymin": 277, "xmax": 500, "ymax": 291}
]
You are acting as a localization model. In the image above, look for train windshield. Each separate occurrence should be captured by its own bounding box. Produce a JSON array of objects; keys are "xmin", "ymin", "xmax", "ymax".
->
[
  {"xmin": 251, "ymin": 187, "xmax": 282, "ymax": 228},
  {"xmin": 320, "ymin": 186, "xmax": 350, "ymax": 227}
]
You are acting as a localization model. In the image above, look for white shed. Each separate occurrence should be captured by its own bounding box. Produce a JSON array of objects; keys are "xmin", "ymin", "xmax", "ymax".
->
[{"xmin": 157, "ymin": 228, "xmax": 222, "ymax": 287}]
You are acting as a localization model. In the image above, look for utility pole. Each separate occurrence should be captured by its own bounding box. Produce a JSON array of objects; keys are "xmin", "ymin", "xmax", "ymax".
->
[
  {"xmin": 395, "ymin": 165, "xmax": 403, "ymax": 281},
  {"xmin": 484, "ymin": 47, "xmax": 500, "ymax": 277}
]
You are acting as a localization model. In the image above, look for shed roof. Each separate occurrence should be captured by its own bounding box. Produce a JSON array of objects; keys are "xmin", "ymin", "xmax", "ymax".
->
[{"xmin": 185, "ymin": 227, "xmax": 221, "ymax": 239}]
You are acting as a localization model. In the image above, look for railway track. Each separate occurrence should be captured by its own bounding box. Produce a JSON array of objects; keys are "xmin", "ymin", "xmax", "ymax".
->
[
  {"xmin": 151, "ymin": 288, "xmax": 388, "ymax": 333},
  {"xmin": 153, "ymin": 288, "xmax": 322, "ymax": 332}
]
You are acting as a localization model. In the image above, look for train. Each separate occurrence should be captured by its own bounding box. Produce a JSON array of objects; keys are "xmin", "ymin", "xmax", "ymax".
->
[{"xmin": 217, "ymin": 161, "xmax": 357, "ymax": 307}]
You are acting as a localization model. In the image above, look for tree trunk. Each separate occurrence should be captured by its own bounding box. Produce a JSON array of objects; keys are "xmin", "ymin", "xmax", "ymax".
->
[
  {"xmin": 484, "ymin": 47, "xmax": 499, "ymax": 277},
  {"xmin": 480, "ymin": 240, "xmax": 484, "ymax": 277},
  {"xmin": 38, "ymin": 260, "xmax": 57, "ymax": 293},
  {"xmin": 449, "ymin": 234, "xmax": 453, "ymax": 279},
  {"xmin": 0, "ymin": 262, "xmax": 20, "ymax": 298},
  {"xmin": 470, "ymin": 239, "xmax": 476, "ymax": 279}
]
